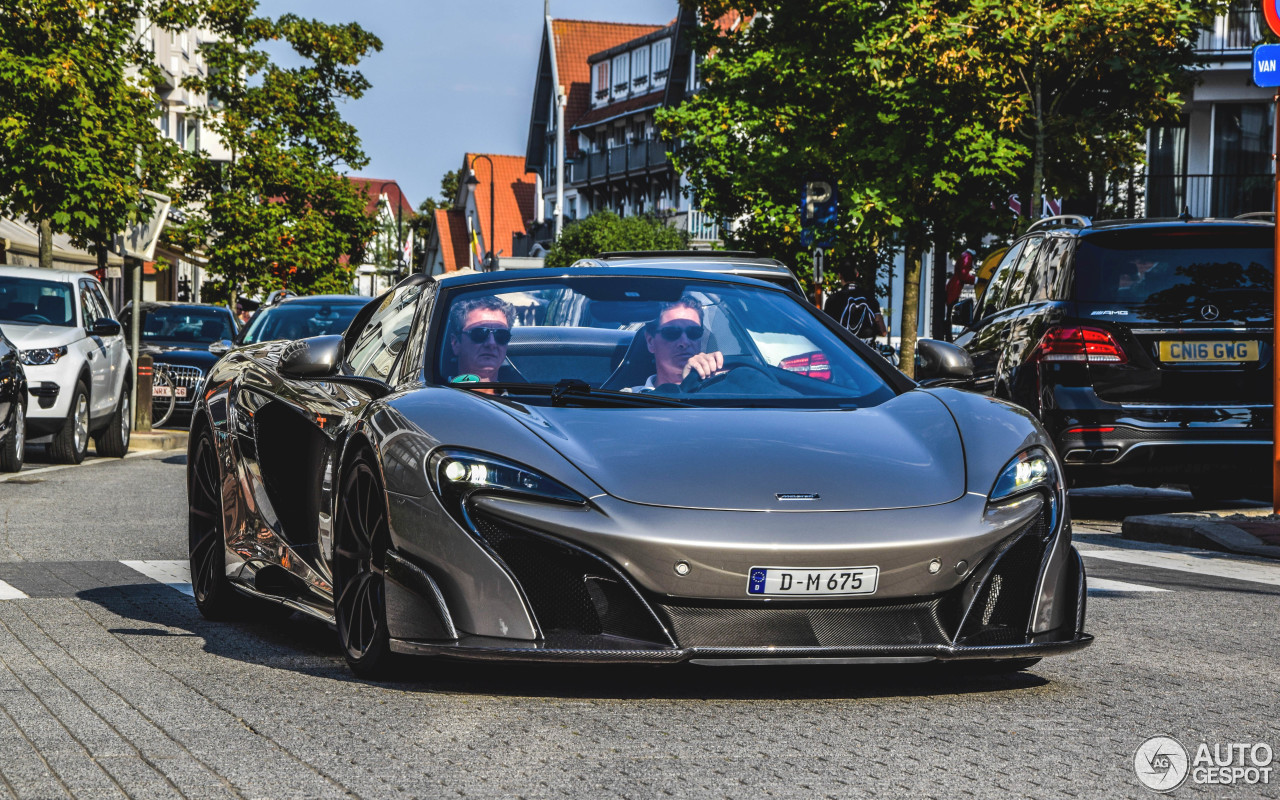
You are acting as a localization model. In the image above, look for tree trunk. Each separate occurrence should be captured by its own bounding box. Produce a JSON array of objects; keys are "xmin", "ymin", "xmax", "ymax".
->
[
  {"xmin": 899, "ymin": 244, "xmax": 922, "ymax": 379},
  {"xmin": 1030, "ymin": 61, "xmax": 1045, "ymax": 223},
  {"xmin": 38, "ymin": 218, "xmax": 53, "ymax": 269}
]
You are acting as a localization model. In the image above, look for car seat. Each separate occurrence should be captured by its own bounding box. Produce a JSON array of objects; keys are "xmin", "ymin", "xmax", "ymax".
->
[
  {"xmin": 200, "ymin": 320, "xmax": 224, "ymax": 340},
  {"xmin": 599, "ymin": 330, "xmax": 655, "ymax": 391},
  {"xmin": 37, "ymin": 295, "xmax": 66, "ymax": 324}
]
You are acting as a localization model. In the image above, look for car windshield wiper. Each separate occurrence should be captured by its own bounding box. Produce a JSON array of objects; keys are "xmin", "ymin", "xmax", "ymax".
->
[{"xmin": 452, "ymin": 379, "xmax": 694, "ymax": 408}]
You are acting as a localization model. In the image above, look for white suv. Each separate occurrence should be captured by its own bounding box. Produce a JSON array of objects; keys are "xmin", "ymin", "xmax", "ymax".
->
[{"xmin": 0, "ymin": 266, "xmax": 131, "ymax": 463}]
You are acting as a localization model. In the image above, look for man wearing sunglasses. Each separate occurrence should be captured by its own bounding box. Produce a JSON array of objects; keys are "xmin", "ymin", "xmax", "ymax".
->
[
  {"xmin": 449, "ymin": 296, "xmax": 515, "ymax": 384},
  {"xmin": 628, "ymin": 296, "xmax": 724, "ymax": 392}
]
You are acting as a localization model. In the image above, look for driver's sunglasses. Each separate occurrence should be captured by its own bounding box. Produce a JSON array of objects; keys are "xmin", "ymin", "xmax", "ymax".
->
[
  {"xmin": 657, "ymin": 324, "xmax": 705, "ymax": 342},
  {"xmin": 463, "ymin": 326, "xmax": 511, "ymax": 345}
]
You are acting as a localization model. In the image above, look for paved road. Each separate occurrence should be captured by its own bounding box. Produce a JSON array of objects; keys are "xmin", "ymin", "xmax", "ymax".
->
[{"xmin": 0, "ymin": 453, "xmax": 1276, "ymax": 799}]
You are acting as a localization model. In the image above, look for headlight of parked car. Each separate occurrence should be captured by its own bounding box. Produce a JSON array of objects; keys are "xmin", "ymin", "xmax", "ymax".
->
[
  {"xmin": 988, "ymin": 447, "xmax": 1058, "ymax": 504},
  {"xmin": 427, "ymin": 448, "xmax": 585, "ymax": 521},
  {"xmin": 20, "ymin": 346, "xmax": 68, "ymax": 366}
]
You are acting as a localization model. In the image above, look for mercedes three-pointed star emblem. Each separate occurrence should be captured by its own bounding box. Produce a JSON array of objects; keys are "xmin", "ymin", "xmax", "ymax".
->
[{"xmin": 1200, "ymin": 303, "xmax": 1220, "ymax": 321}]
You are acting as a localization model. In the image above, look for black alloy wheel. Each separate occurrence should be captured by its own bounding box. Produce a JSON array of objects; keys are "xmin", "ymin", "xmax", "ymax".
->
[
  {"xmin": 333, "ymin": 457, "xmax": 394, "ymax": 678},
  {"xmin": 189, "ymin": 431, "xmax": 243, "ymax": 619}
]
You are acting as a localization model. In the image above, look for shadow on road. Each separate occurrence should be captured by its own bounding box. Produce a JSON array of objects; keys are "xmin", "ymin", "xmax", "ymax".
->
[
  {"xmin": 76, "ymin": 583, "xmax": 1054, "ymax": 700},
  {"xmin": 1069, "ymin": 485, "xmax": 1265, "ymax": 523}
]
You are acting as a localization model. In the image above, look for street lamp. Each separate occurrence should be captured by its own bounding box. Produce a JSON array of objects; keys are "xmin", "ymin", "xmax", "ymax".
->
[{"xmin": 465, "ymin": 155, "xmax": 497, "ymax": 271}]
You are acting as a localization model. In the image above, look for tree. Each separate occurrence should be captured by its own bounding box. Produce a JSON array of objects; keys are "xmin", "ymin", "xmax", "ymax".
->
[
  {"xmin": 0, "ymin": 1, "xmax": 195, "ymax": 269},
  {"xmin": 177, "ymin": 4, "xmax": 382, "ymax": 300},
  {"xmin": 543, "ymin": 211, "xmax": 690, "ymax": 268},
  {"xmin": 659, "ymin": 0, "xmax": 1025, "ymax": 376}
]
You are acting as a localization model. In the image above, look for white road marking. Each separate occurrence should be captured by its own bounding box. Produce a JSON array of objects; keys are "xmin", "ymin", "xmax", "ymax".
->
[
  {"xmin": 1080, "ymin": 545, "xmax": 1280, "ymax": 588},
  {"xmin": 1087, "ymin": 577, "xmax": 1169, "ymax": 594},
  {"xmin": 120, "ymin": 560, "xmax": 193, "ymax": 597},
  {"xmin": 0, "ymin": 450, "xmax": 156, "ymax": 483},
  {"xmin": 0, "ymin": 580, "xmax": 28, "ymax": 600}
]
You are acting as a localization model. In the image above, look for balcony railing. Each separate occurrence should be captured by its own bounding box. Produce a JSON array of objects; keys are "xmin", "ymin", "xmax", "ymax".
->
[
  {"xmin": 568, "ymin": 141, "xmax": 674, "ymax": 185},
  {"xmin": 1144, "ymin": 173, "xmax": 1273, "ymax": 218},
  {"xmin": 1197, "ymin": 3, "xmax": 1261, "ymax": 54},
  {"xmin": 686, "ymin": 209, "xmax": 721, "ymax": 241}
]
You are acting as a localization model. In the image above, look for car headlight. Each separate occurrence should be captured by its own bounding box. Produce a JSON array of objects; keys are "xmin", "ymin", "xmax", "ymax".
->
[
  {"xmin": 989, "ymin": 447, "xmax": 1058, "ymax": 504},
  {"xmin": 427, "ymin": 449, "xmax": 586, "ymax": 521},
  {"xmin": 19, "ymin": 346, "xmax": 68, "ymax": 366}
]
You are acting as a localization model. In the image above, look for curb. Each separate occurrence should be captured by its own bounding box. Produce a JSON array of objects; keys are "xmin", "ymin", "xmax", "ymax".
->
[
  {"xmin": 130, "ymin": 429, "xmax": 189, "ymax": 453},
  {"xmin": 1122, "ymin": 514, "xmax": 1280, "ymax": 560}
]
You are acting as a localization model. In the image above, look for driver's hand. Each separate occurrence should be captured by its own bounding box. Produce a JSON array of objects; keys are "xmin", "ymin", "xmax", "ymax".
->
[{"xmin": 682, "ymin": 351, "xmax": 725, "ymax": 380}]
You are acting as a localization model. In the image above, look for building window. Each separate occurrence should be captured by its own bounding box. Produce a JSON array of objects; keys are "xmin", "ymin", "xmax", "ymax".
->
[
  {"xmin": 567, "ymin": 197, "xmax": 578, "ymax": 220},
  {"xmin": 593, "ymin": 62, "xmax": 609, "ymax": 102},
  {"xmin": 651, "ymin": 38, "xmax": 670, "ymax": 84},
  {"xmin": 1210, "ymin": 103, "xmax": 1274, "ymax": 217},
  {"xmin": 632, "ymin": 45, "xmax": 650, "ymax": 90},
  {"xmin": 612, "ymin": 52, "xmax": 630, "ymax": 99}
]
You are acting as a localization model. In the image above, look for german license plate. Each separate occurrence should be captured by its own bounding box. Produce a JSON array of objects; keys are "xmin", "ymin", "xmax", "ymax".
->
[
  {"xmin": 1159, "ymin": 340, "xmax": 1259, "ymax": 363},
  {"xmin": 152, "ymin": 385, "xmax": 187, "ymax": 398},
  {"xmin": 746, "ymin": 566, "xmax": 879, "ymax": 596}
]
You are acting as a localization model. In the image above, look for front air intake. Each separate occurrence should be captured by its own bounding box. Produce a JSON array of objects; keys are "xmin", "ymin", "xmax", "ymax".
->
[{"xmin": 957, "ymin": 511, "xmax": 1051, "ymax": 645}]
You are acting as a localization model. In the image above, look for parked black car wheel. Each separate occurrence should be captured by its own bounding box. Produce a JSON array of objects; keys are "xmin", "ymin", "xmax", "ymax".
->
[
  {"xmin": 0, "ymin": 401, "xmax": 22, "ymax": 473},
  {"xmin": 49, "ymin": 381, "xmax": 89, "ymax": 464},
  {"xmin": 333, "ymin": 457, "xmax": 394, "ymax": 679}
]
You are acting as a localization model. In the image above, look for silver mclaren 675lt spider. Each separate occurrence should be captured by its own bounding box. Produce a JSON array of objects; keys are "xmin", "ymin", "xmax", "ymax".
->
[{"xmin": 187, "ymin": 266, "xmax": 1092, "ymax": 678}]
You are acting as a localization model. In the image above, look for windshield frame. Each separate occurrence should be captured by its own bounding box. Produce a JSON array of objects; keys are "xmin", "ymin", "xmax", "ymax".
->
[{"xmin": 423, "ymin": 272, "xmax": 912, "ymax": 408}]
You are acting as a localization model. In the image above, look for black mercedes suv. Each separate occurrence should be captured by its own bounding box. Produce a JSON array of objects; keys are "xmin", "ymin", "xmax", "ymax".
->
[{"xmin": 952, "ymin": 215, "xmax": 1272, "ymax": 500}]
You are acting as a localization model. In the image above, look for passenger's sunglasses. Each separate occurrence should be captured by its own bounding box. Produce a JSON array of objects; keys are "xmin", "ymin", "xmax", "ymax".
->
[
  {"xmin": 657, "ymin": 324, "xmax": 705, "ymax": 342},
  {"xmin": 463, "ymin": 326, "xmax": 511, "ymax": 345}
]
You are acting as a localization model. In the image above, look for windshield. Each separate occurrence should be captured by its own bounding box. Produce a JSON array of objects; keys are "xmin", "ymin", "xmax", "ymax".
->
[
  {"xmin": 242, "ymin": 301, "xmax": 363, "ymax": 344},
  {"xmin": 123, "ymin": 306, "xmax": 234, "ymax": 345},
  {"xmin": 1073, "ymin": 230, "xmax": 1273, "ymax": 314},
  {"xmin": 0, "ymin": 277, "xmax": 76, "ymax": 327},
  {"xmin": 433, "ymin": 276, "xmax": 897, "ymax": 409}
]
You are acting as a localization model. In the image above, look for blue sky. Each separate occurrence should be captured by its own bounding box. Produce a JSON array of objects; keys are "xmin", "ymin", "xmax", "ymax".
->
[{"xmin": 255, "ymin": 0, "xmax": 677, "ymax": 208}]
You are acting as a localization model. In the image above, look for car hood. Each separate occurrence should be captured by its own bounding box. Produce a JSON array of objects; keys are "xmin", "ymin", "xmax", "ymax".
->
[
  {"xmin": 0, "ymin": 323, "xmax": 80, "ymax": 350},
  {"xmin": 502, "ymin": 390, "xmax": 966, "ymax": 511}
]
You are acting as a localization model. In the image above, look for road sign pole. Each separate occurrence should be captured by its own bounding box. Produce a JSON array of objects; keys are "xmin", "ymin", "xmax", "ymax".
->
[{"xmin": 812, "ymin": 247, "xmax": 824, "ymax": 308}]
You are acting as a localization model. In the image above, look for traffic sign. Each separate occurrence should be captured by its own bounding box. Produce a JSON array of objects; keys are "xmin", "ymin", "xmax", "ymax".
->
[
  {"xmin": 799, "ymin": 179, "xmax": 837, "ymax": 248},
  {"xmin": 1254, "ymin": 44, "xmax": 1280, "ymax": 87}
]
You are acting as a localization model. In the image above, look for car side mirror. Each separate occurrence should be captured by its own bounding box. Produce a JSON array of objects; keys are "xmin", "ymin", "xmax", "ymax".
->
[
  {"xmin": 914, "ymin": 339, "xmax": 974, "ymax": 383},
  {"xmin": 208, "ymin": 339, "xmax": 233, "ymax": 357},
  {"xmin": 91, "ymin": 318, "xmax": 121, "ymax": 337},
  {"xmin": 278, "ymin": 335, "xmax": 345, "ymax": 379},
  {"xmin": 951, "ymin": 298, "xmax": 974, "ymax": 329}
]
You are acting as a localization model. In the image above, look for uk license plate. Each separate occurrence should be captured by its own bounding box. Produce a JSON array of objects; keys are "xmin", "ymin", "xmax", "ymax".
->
[
  {"xmin": 746, "ymin": 566, "xmax": 879, "ymax": 596},
  {"xmin": 1159, "ymin": 340, "xmax": 1259, "ymax": 363},
  {"xmin": 152, "ymin": 385, "xmax": 187, "ymax": 398}
]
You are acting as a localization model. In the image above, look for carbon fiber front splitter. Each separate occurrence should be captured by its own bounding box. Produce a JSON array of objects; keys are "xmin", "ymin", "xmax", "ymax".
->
[{"xmin": 389, "ymin": 632, "xmax": 1094, "ymax": 665}]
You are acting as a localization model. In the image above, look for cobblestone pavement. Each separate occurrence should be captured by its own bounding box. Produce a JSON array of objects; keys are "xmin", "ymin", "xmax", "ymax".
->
[{"xmin": 0, "ymin": 453, "xmax": 1275, "ymax": 799}]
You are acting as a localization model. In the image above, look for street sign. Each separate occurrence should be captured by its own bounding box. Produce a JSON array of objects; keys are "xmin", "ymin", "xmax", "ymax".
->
[
  {"xmin": 1254, "ymin": 44, "xmax": 1280, "ymax": 87},
  {"xmin": 799, "ymin": 179, "xmax": 837, "ymax": 248}
]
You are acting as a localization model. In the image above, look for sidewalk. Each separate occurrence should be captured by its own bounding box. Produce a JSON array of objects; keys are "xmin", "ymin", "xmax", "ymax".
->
[
  {"xmin": 130, "ymin": 428, "xmax": 188, "ymax": 453},
  {"xmin": 1123, "ymin": 506, "xmax": 1280, "ymax": 560}
]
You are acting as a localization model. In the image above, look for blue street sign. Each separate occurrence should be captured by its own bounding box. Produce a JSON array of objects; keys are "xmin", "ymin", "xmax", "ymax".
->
[
  {"xmin": 1253, "ymin": 44, "xmax": 1280, "ymax": 87},
  {"xmin": 799, "ymin": 179, "xmax": 838, "ymax": 248}
]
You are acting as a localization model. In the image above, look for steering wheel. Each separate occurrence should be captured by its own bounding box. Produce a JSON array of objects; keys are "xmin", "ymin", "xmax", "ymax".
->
[
  {"xmin": 678, "ymin": 356, "xmax": 778, "ymax": 393},
  {"xmin": 18, "ymin": 314, "xmax": 51, "ymax": 324}
]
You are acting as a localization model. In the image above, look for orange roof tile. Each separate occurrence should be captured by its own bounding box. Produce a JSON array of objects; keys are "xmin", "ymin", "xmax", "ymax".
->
[
  {"xmin": 551, "ymin": 19, "xmax": 666, "ymax": 156},
  {"xmin": 347, "ymin": 176, "xmax": 415, "ymax": 218},
  {"xmin": 464, "ymin": 153, "xmax": 539, "ymax": 262},
  {"xmin": 434, "ymin": 208, "xmax": 470, "ymax": 272}
]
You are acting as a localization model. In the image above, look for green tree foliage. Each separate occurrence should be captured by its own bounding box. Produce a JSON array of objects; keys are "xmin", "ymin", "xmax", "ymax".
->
[
  {"xmin": 543, "ymin": 211, "xmax": 690, "ymax": 268},
  {"xmin": 178, "ymin": 3, "xmax": 382, "ymax": 300},
  {"xmin": 660, "ymin": 0, "xmax": 1214, "ymax": 375},
  {"xmin": 0, "ymin": 1, "xmax": 195, "ymax": 268}
]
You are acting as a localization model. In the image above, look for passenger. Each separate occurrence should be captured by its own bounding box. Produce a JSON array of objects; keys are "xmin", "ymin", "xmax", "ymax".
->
[
  {"xmin": 628, "ymin": 296, "xmax": 725, "ymax": 392},
  {"xmin": 449, "ymin": 296, "xmax": 515, "ymax": 384}
]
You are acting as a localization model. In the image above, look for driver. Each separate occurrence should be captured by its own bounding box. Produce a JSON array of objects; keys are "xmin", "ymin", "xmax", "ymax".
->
[
  {"xmin": 449, "ymin": 296, "xmax": 515, "ymax": 384},
  {"xmin": 627, "ymin": 296, "xmax": 725, "ymax": 392}
]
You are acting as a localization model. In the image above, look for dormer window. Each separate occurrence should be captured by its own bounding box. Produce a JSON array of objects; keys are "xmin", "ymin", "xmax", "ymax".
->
[
  {"xmin": 651, "ymin": 38, "xmax": 671, "ymax": 85},
  {"xmin": 612, "ymin": 52, "xmax": 630, "ymax": 99},
  {"xmin": 593, "ymin": 62, "xmax": 609, "ymax": 103},
  {"xmin": 632, "ymin": 45, "xmax": 650, "ymax": 89}
]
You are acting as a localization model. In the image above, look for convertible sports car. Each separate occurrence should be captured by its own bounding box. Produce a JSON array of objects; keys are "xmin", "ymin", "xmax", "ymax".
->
[{"xmin": 187, "ymin": 267, "xmax": 1092, "ymax": 678}]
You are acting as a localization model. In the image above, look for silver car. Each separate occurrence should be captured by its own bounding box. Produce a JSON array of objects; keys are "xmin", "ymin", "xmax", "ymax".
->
[{"xmin": 187, "ymin": 266, "xmax": 1091, "ymax": 678}]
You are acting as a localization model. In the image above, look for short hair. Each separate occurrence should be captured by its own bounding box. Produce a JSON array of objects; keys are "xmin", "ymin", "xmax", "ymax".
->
[
  {"xmin": 449, "ymin": 295, "xmax": 515, "ymax": 337},
  {"xmin": 647, "ymin": 295, "xmax": 703, "ymax": 332}
]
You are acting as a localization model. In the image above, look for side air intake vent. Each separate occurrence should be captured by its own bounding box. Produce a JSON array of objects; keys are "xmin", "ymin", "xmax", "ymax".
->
[{"xmin": 958, "ymin": 512, "xmax": 1050, "ymax": 645}]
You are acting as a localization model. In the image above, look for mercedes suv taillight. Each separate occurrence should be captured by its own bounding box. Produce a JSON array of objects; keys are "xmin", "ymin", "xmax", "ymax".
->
[
  {"xmin": 778, "ymin": 351, "xmax": 831, "ymax": 380},
  {"xmin": 1034, "ymin": 326, "xmax": 1128, "ymax": 364}
]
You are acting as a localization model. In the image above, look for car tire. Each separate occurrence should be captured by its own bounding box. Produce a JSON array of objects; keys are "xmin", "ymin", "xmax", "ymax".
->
[
  {"xmin": 333, "ymin": 455, "xmax": 396, "ymax": 679},
  {"xmin": 49, "ymin": 381, "xmax": 90, "ymax": 464},
  {"xmin": 189, "ymin": 429, "xmax": 245, "ymax": 620},
  {"xmin": 0, "ymin": 402, "xmax": 23, "ymax": 473},
  {"xmin": 94, "ymin": 384, "xmax": 131, "ymax": 458}
]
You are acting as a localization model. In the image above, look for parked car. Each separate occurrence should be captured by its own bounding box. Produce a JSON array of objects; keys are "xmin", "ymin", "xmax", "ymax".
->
[
  {"xmin": 0, "ymin": 266, "xmax": 131, "ymax": 463},
  {"xmin": 0, "ymin": 325, "xmax": 27, "ymax": 472},
  {"xmin": 186, "ymin": 267, "xmax": 1090, "ymax": 679},
  {"xmin": 118, "ymin": 302, "xmax": 238, "ymax": 426},
  {"xmin": 235, "ymin": 294, "xmax": 369, "ymax": 346},
  {"xmin": 952, "ymin": 215, "xmax": 1273, "ymax": 500}
]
